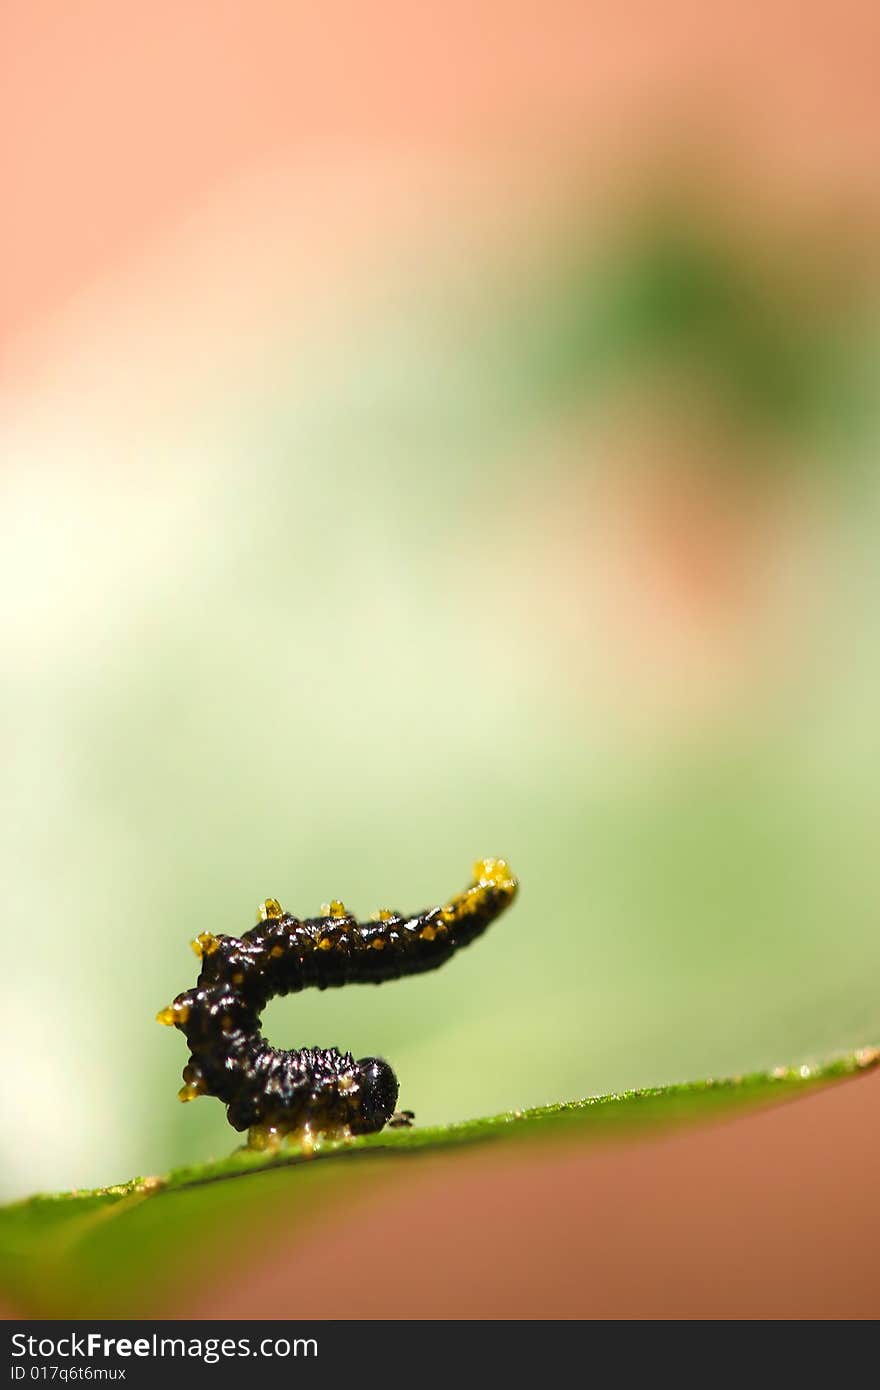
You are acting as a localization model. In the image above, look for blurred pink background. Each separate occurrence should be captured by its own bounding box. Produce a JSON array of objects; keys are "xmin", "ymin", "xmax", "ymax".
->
[{"xmin": 5, "ymin": 1, "xmax": 880, "ymax": 368}]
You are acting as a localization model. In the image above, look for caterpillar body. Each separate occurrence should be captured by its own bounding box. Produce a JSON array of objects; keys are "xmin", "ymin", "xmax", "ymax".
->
[{"xmin": 157, "ymin": 858, "xmax": 518, "ymax": 1148}]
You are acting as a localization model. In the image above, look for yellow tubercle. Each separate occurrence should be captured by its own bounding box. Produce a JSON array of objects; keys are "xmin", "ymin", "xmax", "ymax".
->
[
  {"xmin": 320, "ymin": 899, "xmax": 348, "ymax": 919},
  {"xmin": 177, "ymin": 1081, "xmax": 205, "ymax": 1103},
  {"xmin": 371, "ymin": 908, "xmax": 395, "ymax": 922},
  {"xmin": 473, "ymin": 857, "xmax": 518, "ymax": 895},
  {"xmin": 191, "ymin": 931, "xmax": 219, "ymax": 958},
  {"xmin": 155, "ymin": 1000, "xmax": 190, "ymax": 1027},
  {"xmin": 258, "ymin": 898, "xmax": 283, "ymax": 922},
  {"xmin": 370, "ymin": 936, "xmax": 386, "ymax": 950},
  {"xmin": 317, "ymin": 936, "xmax": 334, "ymax": 951},
  {"xmin": 437, "ymin": 859, "xmax": 518, "ymax": 930},
  {"xmin": 420, "ymin": 924, "xmax": 437, "ymax": 942}
]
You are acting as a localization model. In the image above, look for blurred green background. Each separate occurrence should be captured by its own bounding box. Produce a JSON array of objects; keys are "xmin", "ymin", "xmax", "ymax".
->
[{"xmin": 4, "ymin": 186, "xmax": 880, "ymax": 1204}]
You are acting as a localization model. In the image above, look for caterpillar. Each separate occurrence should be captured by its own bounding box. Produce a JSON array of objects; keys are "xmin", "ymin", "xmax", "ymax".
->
[{"xmin": 157, "ymin": 858, "xmax": 518, "ymax": 1149}]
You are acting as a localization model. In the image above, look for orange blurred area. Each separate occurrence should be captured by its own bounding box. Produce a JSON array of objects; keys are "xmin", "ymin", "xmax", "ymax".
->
[{"xmin": 4, "ymin": 1, "xmax": 880, "ymax": 355}]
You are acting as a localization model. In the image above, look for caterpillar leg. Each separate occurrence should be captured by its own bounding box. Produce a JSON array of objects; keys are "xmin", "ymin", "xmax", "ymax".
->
[{"xmin": 387, "ymin": 1109, "xmax": 416, "ymax": 1129}]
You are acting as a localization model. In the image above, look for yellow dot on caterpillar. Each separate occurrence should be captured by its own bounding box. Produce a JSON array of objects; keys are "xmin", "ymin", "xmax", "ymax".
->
[
  {"xmin": 232, "ymin": 971, "xmax": 245, "ymax": 985},
  {"xmin": 317, "ymin": 937, "xmax": 334, "ymax": 951},
  {"xmin": 473, "ymin": 857, "xmax": 518, "ymax": 893},
  {"xmin": 177, "ymin": 1082, "xmax": 204, "ymax": 1103},
  {"xmin": 371, "ymin": 937, "xmax": 386, "ymax": 950},
  {"xmin": 258, "ymin": 899, "xmax": 283, "ymax": 922},
  {"xmin": 191, "ymin": 931, "xmax": 219, "ymax": 958},
  {"xmin": 441, "ymin": 906, "xmax": 456, "ymax": 924},
  {"xmin": 156, "ymin": 1001, "xmax": 190, "ymax": 1026},
  {"xmin": 329, "ymin": 900, "xmax": 347, "ymax": 919},
  {"xmin": 371, "ymin": 908, "xmax": 394, "ymax": 922},
  {"xmin": 269, "ymin": 944, "xmax": 284, "ymax": 958},
  {"xmin": 420, "ymin": 924, "xmax": 437, "ymax": 942}
]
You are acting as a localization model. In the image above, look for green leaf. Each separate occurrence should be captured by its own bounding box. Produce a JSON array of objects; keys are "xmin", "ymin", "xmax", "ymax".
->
[{"xmin": 2, "ymin": 1046, "xmax": 877, "ymax": 1318}]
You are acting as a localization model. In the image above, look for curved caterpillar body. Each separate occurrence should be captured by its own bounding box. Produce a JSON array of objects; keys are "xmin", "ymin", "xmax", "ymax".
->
[{"xmin": 157, "ymin": 858, "xmax": 518, "ymax": 1147}]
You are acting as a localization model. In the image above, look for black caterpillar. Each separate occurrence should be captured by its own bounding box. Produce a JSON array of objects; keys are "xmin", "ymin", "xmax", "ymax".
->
[{"xmin": 157, "ymin": 859, "xmax": 518, "ymax": 1148}]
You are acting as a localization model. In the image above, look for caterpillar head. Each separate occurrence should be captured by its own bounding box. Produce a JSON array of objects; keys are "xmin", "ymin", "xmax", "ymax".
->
[{"xmin": 350, "ymin": 1056, "xmax": 399, "ymax": 1134}]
